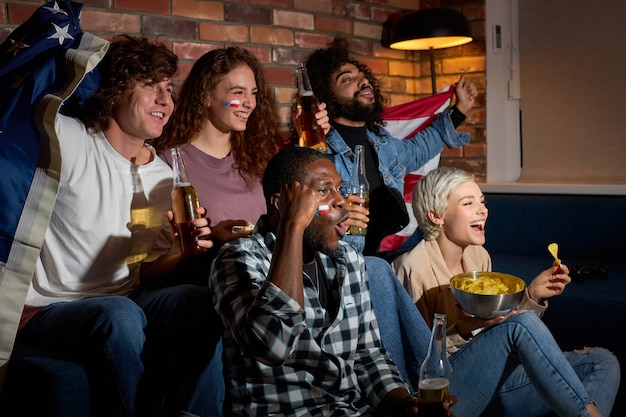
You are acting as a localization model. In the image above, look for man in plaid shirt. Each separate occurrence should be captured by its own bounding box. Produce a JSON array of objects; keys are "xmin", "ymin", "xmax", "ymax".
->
[{"xmin": 209, "ymin": 147, "xmax": 455, "ymax": 416}]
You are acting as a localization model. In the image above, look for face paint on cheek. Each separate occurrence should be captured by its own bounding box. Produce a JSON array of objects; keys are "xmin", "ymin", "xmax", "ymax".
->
[
  {"xmin": 224, "ymin": 100, "xmax": 241, "ymax": 108},
  {"xmin": 315, "ymin": 204, "xmax": 331, "ymax": 216}
]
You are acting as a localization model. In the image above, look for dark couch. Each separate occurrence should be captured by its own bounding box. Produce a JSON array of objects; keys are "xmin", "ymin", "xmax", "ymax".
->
[
  {"xmin": 483, "ymin": 192, "xmax": 626, "ymax": 417},
  {"xmin": 0, "ymin": 344, "xmax": 91, "ymax": 416}
]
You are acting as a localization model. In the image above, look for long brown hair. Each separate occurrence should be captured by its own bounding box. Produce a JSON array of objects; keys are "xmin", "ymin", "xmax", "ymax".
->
[{"xmin": 154, "ymin": 47, "xmax": 281, "ymax": 181}]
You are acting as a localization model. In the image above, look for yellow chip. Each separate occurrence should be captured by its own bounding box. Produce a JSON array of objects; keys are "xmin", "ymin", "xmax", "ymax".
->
[{"xmin": 458, "ymin": 276, "xmax": 522, "ymax": 295}]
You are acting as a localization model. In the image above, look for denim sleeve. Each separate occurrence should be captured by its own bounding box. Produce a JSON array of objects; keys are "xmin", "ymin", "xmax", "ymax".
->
[{"xmin": 389, "ymin": 110, "xmax": 470, "ymax": 173}]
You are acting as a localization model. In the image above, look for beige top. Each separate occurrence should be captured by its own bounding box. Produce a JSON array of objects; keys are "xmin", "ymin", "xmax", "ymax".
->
[{"xmin": 392, "ymin": 240, "xmax": 546, "ymax": 354}]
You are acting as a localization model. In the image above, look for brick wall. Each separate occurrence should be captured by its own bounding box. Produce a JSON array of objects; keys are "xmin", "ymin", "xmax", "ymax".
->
[{"xmin": 0, "ymin": 0, "xmax": 486, "ymax": 180}]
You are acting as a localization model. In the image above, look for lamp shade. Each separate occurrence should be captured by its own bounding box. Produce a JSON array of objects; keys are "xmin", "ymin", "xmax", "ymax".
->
[{"xmin": 386, "ymin": 8, "xmax": 472, "ymax": 51}]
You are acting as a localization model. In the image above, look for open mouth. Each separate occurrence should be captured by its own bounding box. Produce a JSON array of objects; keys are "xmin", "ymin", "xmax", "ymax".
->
[
  {"xmin": 234, "ymin": 111, "xmax": 249, "ymax": 122},
  {"xmin": 150, "ymin": 111, "xmax": 165, "ymax": 119},
  {"xmin": 359, "ymin": 87, "xmax": 374, "ymax": 98},
  {"xmin": 470, "ymin": 220, "xmax": 485, "ymax": 232},
  {"xmin": 335, "ymin": 213, "xmax": 350, "ymax": 236}
]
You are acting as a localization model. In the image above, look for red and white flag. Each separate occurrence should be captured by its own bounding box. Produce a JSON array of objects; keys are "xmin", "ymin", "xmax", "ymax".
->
[{"xmin": 378, "ymin": 85, "xmax": 455, "ymax": 252}]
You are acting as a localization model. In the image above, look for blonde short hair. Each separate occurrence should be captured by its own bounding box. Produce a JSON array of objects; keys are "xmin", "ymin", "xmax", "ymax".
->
[{"xmin": 412, "ymin": 167, "xmax": 476, "ymax": 241}]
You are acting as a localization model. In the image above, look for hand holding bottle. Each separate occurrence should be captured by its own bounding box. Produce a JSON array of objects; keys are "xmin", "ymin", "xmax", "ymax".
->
[
  {"xmin": 345, "ymin": 145, "xmax": 370, "ymax": 236},
  {"xmin": 166, "ymin": 206, "xmax": 213, "ymax": 254},
  {"xmin": 295, "ymin": 63, "xmax": 328, "ymax": 152},
  {"xmin": 343, "ymin": 194, "xmax": 369, "ymax": 232},
  {"xmin": 170, "ymin": 147, "xmax": 210, "ymax": 256}
]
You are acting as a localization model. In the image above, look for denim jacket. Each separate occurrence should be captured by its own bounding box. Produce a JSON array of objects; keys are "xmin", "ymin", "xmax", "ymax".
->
[{"xmin": 326, "ymin": 109, "xmax": 470, "ymax": 252}]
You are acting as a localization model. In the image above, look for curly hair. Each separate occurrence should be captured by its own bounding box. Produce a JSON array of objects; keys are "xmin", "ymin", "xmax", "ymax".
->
[
  {"xmin": 153, "ymin": 47, "xmax": 281, "ymax": 182},
  {"xmin": 305, "ymin": 37, "xmax": 386, "ymax": 135},
  {"xmin": 412, "ymin": 166, "xmax": 476, "ymax": 241},
  {"xmin": 81, "ymin": 35, "xmax": 178, "ymax": 133}
]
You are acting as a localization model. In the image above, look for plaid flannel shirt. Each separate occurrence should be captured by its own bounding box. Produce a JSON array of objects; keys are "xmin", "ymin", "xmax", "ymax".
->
[{"xmin": 209, "ymin": 216, "xmax": 408, "ymax": 416}]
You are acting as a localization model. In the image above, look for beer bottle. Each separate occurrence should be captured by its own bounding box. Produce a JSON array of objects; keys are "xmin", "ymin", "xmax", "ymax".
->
[
  {"xmin": 345, "ymin": 145, "xmax": 370, "ymax": 236},
  {"xmin": 170, "ymin": 147, "xmax": 205, "ymax": 256},
  {"xmin": 417, "ymin": 313, "xmax": 452, "ymax": 417},
  {"xmin": 295, "ymin": 63, "xmax": 327, "ymax": 152}
]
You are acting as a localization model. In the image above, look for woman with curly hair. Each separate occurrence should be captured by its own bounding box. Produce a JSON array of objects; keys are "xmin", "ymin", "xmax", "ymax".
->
[{"xmin": 154, "ymin": 46, "xmax": 327, "ymax": 247}]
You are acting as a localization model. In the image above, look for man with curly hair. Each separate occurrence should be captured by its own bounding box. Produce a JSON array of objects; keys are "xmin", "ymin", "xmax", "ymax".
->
[
  {"xmin": 15, "ymin": 35, "xmax": 221, "ymax": 417},
  {"xmin": 305, "ymin": 37, "xmax": 477, "ymax": 256}
]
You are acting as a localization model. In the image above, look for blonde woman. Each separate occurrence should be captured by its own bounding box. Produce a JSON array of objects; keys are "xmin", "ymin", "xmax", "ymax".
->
[{"xmin": 392, "ymin": 166, "xmax": 619, "ymax": 417}]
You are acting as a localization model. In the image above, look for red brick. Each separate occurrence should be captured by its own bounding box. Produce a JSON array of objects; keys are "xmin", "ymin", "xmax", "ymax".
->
[
  {"xmin": 444, "ymin": 159, "xmax": 486, "ymax": 177},
  {"xmin": 250, "ymin": 0, "xmax": 291, "ymax": 7},
  {"xmin": 293, "ymin": 0, "xmax": 332, "ymax": 14},
  {"xmin": 315, "ymin": 16, "xmax": 352, "ymax": 35},
  {"xmin": 360, "ymin": 58, "xmax": 388, "ymax": 76},
  {"xmin": 274, "ymin": 10, "xmax": 314, "ymax": 30},
  {"xmin": 463, "ymin": 4, "xmax": 485, "ymax": 21},
  {"xmin": 464, "ymin": 40, "xmax": 485, "ymax": 56},
  {"xmin": 385, "ymin": 77, "xmax": 408, "ymax": 94},
  {"xmin": 443, "ymin": 56, "xmax": 485, "ymax": 74},
  {"xmin": 263, "ymin": 66, "xmax": 295, "ymax": 86},
  {"xmin": 344, "ymin": 3, "xmax": 371, "ymax": 20},
  {"xmin": 81, "ymin": 0, "xmax": 113, "ymax": 8},
  {"xmin": 81, "ymin": 10, "xmax": 141, "ymax": 34},
  {"xmin": 388, "ymin": 0, "xmax": 415, "ymax": 6},
  {"xmin": 244, "ymin": 45, "xmax": 272, "ymax": 64},
  {"xmin": 7, "ymin": 3, "xmax": 38, "ymax": 25},
  {"xmin": 143, "ymin": 15, "xmax": 197, "ymax": 39},
  {"xmin": 389, "ymin": 60, "xmax": 419, "ymax": 78},
  {"xmin": 463, "ymin": 143, "xmax": 487, "ymax": 158},
  {"xmin": 115, "ymin": 0, "xmax": 169, "ymax": 15},
  {"xmin": 295, "ymin": 32, "xmax": 333, "ymax": 51},
  {"xmin": 172, "ymin": 0, "xmax": 223, "ymax": 20},
  {"xmin": 466, "ymin": 108, "xmax": 486, "ymax": 126},
  {"xmin": 251, "ymin": 27, "xmax": 293, "ymax": 46},
  {"xmin": 372, "ymin": 7, "xmax": 396, "ymax": 24},
  {"xmin": 273, "ymin": 86, "xmax": 296, "ymax": 105},
  {"xmin": 198, "ymin": 22, "xmax": 248, "ymax": 43},
  {"xmin": 273, "ymin": 48, "xmax": 311, "ymax": 66},
  {"xmin": 225, "ymin": 4, "xmax": 272, "ymax": 25},
  {"xmin": 173, "ymin": 41, "xmax": 220, "ymax": 60},
  {"xmin": 354, "ymin": 21, "xmax": 382, "ymax": 40},
  {"xmin": 176, "ymin": 61, "xmax": 194, "ymax": 83},
  {"xmin": 373, "ymin": 44, "xmax": 406, "ymax": 60},
  {"xmin": 441, "ymin": 147, "xmax": 463, "ymax": 158},
  {"xmin": 344, "ymin": 37, "xmax": 371, "ymax": 57}
]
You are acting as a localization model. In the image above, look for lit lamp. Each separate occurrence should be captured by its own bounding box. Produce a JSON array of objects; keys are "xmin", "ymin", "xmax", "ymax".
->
[{"xmin": 383, "ymin": 8, "xmax": 473, "ymax": 95}]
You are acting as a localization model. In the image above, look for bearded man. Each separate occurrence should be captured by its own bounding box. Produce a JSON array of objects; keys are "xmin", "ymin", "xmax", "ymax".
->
[{"xmin": 305, "ymin": 37, "xmax": 477, "ymax": 256}]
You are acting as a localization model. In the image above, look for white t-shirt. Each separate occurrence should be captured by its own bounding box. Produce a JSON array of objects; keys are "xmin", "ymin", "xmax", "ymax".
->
[{"xmin": 26, "ymin": 115, "xmax": 174, "ymax": 307}]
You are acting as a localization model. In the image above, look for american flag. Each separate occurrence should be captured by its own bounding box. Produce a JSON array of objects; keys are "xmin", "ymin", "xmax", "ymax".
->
[
  {"xmin": 379, "ymin": 86, "xmax": 455, "ymax": 252},
  {"xmin": 0, "ymin": 0, "xmax": 108, "ymax": 370}
]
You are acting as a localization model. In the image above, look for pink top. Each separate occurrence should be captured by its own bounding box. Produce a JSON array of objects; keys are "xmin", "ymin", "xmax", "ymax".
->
[{"xmin": 160, "ymin": 143, "xmax": 266, "ymax": 225}]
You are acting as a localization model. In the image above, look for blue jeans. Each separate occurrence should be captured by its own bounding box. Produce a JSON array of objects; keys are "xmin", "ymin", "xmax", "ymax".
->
[
  {"xmin": 449, "ymin": 312, "xmax": 620, "ymax": 417},
  {"xmin": 365, "ymin": 256, "xmax": 431, "ymax": 392},
  {"xmin": 18, "ymin": 285, "xmax": 223, "ymax": 417}
]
